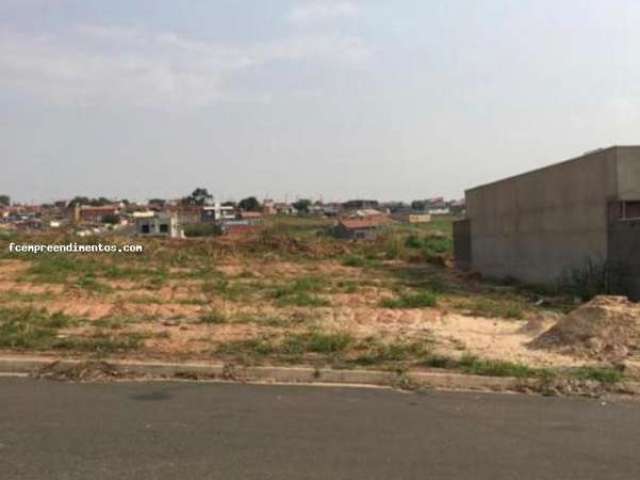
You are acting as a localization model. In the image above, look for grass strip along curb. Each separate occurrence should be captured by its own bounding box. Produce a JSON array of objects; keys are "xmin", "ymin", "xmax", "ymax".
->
[{"xmin": 0, "ymin": 355, "xmax": 638, "ymax": 397}]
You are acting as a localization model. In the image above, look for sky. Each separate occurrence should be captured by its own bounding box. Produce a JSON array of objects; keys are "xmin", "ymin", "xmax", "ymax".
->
[{"xmin": 1, "ymin": 0, "xmax": 640, "ymax": 204}]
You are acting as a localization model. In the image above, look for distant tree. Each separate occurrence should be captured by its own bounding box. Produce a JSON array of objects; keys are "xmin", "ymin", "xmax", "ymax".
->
[
  {"xmin": 102, "ymin": 214, "xmax": 120, "ymax": 225},
  {"xmin": 183, "ymin": 223, "xmax": 222, "ymax": 238},
  {"xmin": 93, "ymin": 197, "xmax": 112, "ymax": 206},
  {"xmin": 68, "ymin": 196, "xmax": 91, "ymax": 207},
  {"xmin": 149, "ymin": 198, "xmax": 166, "ymax": 207},
  {"xmin": 222, "ymin": 200, "xmax": 237, "ymax": 207},
  {"xmin": 68, "ymin": 196, "xmax": 113, "ymax": 207},
  {"xmin": 0, "ymin": 195, "xmax": 10, "ymax": 206},
  {"xmin": 238, "ymin": 196, "xmax": 261, "ymax": 212},
  {"xmin": 411, "ymin": 200, "xmax": 427, "ymax": 211},
  {"xmin": 181, "ymin": 188, "xmax": 213, "ymax": 206},
  {"xmin": 293, "ymin": 199, "xmax": 312, "ymax": 213}
]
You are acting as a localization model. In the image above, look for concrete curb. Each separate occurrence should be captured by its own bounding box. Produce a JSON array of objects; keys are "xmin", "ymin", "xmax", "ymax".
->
[
  {"xmin": 0, "ymin": 355, "xmax": 526, "ymax": 393},
  {"xmin": 0, "ymin": 355, "xmax": 638, "ymax": 396}
]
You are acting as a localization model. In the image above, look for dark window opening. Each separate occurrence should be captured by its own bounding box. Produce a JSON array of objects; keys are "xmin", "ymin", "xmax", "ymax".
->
[
  {"xmin": 622, "ymin": 201, "xmax": 640, "ymax": 220},
  {"xmin": 141, "ymin": 224, "xmax": 150, "ymax": 234},
  {"xmin": 159, "ymin": 223, "xmax": 169, "ymax": 233}
]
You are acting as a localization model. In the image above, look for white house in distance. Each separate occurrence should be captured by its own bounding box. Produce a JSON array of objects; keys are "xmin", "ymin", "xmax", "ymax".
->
[
  {"xmin": 201, "ymin": 203, "xmax": 236, "ymax": 222},
  {"xmin": 135, "ymin": 212, "xmax": 183, "ymax": 238}
]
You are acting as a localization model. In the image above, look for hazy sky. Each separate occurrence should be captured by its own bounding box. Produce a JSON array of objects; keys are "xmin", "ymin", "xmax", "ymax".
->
[{"xmin": 1, "ymin": 0, "xmax": 639, "ymax": 203}]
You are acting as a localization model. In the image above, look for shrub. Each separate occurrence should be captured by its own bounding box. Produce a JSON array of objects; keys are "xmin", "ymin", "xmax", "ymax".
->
[
  {"xmin": 423, "ymin": 236, "xmax": 452, "ymax": 256},
  {"xmin": 183, "ymin": 223, "xmax": 222, "ymax": 238},
  {"xmin": 404, "ymin": 234, "xmax": 423, "ymax": 249},
  {"xmin": 560, "ymin": 258, "xmax": 627, "ymax": 301}
]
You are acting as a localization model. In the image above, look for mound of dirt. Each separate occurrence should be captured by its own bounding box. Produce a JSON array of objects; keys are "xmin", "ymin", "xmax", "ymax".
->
[
  {"xmin": 518, "ymin": 311, "xmax": 563, "ymax": 336},
  {"xmin": 529, "ymin": 296, "xmax": 640, "ymax": 361}
]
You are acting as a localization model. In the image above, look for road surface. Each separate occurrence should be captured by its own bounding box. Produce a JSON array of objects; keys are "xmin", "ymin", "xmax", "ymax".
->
[{"xmin": 1, "ymin": 378, "xmax": 639, "ymax": 479}]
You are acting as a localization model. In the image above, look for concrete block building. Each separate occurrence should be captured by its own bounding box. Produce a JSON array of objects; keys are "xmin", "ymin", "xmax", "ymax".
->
[
  {"xmin": 454, "ymin": 146, "xmax": 640, "ymax": 299},
  {"xmin": 135, "ymin": 212, "xmax": 183, "ymax": 238}
]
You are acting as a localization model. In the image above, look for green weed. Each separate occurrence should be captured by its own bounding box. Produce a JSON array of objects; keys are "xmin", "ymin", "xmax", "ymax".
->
[
  {"xmin": 381, "ymin": 291, "xmax": 437, "ymax": 309},
  {"xmin": 570, "ymin": 366, "xmax": 623, "ymax": 384},
  {"xmin": 458, "ymin": 355, "xmax": 538, "ymax": 378},
  {"xmin": 457, "ymin": 297, "xmax": 525, "ymax": 319},
  {"xmin": 272, "ymin": 276, "xmax": 330, "ymax": 307},
  {"xmin": 0, "ymin": 307, "xmax": 75, "ymax": 349}
]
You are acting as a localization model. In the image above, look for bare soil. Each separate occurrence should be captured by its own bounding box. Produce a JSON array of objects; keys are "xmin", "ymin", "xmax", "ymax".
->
[
  {"xmin": 1, "ymin": 255, "xmax": 637, "ymax": 373},
  {"xmin": 530, "ymin": 296, "xmax": 640, "ymax": 362}
]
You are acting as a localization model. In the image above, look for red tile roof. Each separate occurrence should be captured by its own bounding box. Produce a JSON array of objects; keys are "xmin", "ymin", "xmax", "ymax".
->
[
  {"xmin": 79, "ymin": 206, "xmax": 119, "ymax": 212},
  {"xmin": 339, "ymin": 216, "xmax": 390, "ymax": 230},
  {"xmin": 239, "ymin": 211, "xmax": 262, "ymax": 219}
]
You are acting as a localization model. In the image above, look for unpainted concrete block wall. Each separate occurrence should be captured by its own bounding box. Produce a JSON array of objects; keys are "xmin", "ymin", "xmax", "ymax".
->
[
  {"xmin": 453, "ymin": 219, "xmax": 471, "ymax": 270},
  {"xmin": 608, "ymin": 217, "xmax": 640, "ymax": 301},
  {"xmin": 465, "ymin": 148, "xmax": 620, "ymax": 284}
]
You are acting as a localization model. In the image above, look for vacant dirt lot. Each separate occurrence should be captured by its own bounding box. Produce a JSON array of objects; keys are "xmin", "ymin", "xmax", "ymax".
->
[{"xmin": 0, "ymin": 218, "xmax": 637, "ymax": 384}]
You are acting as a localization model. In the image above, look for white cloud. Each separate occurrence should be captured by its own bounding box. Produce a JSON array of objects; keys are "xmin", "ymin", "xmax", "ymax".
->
[
  {"xmin": 287, "ymin": 1, "xmax": 359, "ymax": 25},
  {"xmin": 0, "ymin": 25, "xmax": 370, "ymax": 109}
]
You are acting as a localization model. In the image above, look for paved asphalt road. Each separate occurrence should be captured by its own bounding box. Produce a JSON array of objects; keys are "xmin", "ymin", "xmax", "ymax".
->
[{"xmin": 1, "ymin": 378, "xmax": 640, "ymax": 480}]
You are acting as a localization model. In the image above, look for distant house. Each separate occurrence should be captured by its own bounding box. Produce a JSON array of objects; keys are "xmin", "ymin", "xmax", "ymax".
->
[
  {"xmin": 342, "ymin": 199, "xmax": 379, "ymax": 211},
  {"xmin": 135, "ymin": 213, "xmax": 182, "ymax": 238},
  {"xmin": 238, "ymin": 211, "xmax": 263, "ymax": 223},
  {"xmin": 131, "ymin": 210, "xmax": 156, "ymax": 220},
  {"xmin": 391, "ymin": 210, "xmax": 432, "ymax": 224},
  {"xmin": 352, "ymin": 208, "xmax": 386, "ymax": 218},
  {"xmin": 448, "ymin": 199, "xmax": 466, "ymax": 216},
  {"xmin": 201, "ymin": 204, "xmax": 236, "ymax": 222},
  {"xmin": 321, "ymin": 203, "xmax": 341, "ymax": 217},
  {"xmin": 308, "ymin": 203, "xmax": 340, "ymax": 217},
  {"xmin": 160, "ymin": 205, "xmax": 203, "ymax": 225},
  {"xmin": 425, "ymin": 197, "xmax": 450, "ymax": 215},
  {"xmin": 262, "ymin": 199, "xmax": 276, "ymax": 215},
  {"xmin": 262, "ymin": 200, "xmax": 296, "ymax": 216},
  {"xmin": 13, "ymin": 218, "xmax": 43, "ymax": 230},
  {"xmin": 77, "ymin": 205, "xmax": 119, "ymax": 224},
  {"xmin": 333, "ymin": 216, "xmax": 391, "ymax": 240},
  {"xmin": 176, "ymin": 206, "xmax": 203, "ymax": 225},
  {"xmin": 381, "ymin": 201, "xmax": 409, "ymax": 212},
  {"xmin": 274, "ymin": 203, "xmax": 297, "ymax": 215}
]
